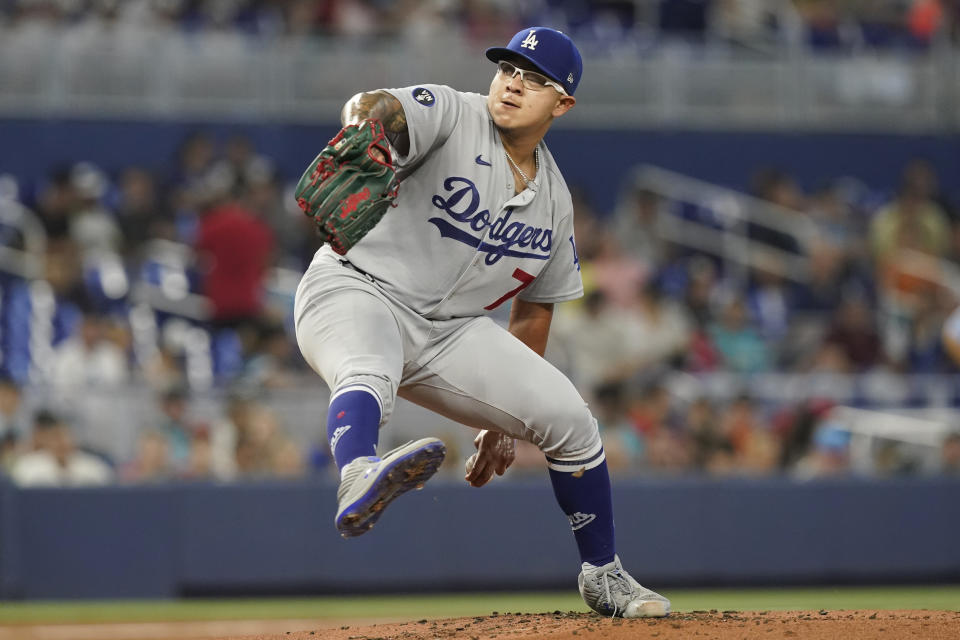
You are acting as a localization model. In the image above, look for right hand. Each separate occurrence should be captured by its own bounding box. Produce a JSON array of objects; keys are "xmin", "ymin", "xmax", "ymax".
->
[{"xmin": 464, "ymin": 429, "xmax": 516, "ymax": 488}]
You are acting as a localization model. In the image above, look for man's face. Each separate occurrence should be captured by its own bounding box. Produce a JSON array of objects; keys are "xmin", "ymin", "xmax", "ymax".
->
[{"xmin": 486, "ymin": 57, "xmax": 574, "ymax": 132}]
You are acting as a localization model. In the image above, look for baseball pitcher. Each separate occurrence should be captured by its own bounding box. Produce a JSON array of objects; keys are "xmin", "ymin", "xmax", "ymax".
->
[{"xmin": 293, "ymin": 26, "xmax": 670, "ymax": 618}]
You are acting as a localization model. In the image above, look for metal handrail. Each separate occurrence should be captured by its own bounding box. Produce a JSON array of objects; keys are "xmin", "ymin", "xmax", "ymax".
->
[
  {"xmin": 628, "ymin": 164, "xmax": 815, "ymax": 284},
  {"xmin": 655, "ymin": 213, "xmax": 810, "ymax": 282},
  {"xmin": 632, "ymin": 165, "xmax": 821, "ymax": 243},
  {"xmin": 630, "ymin": 165, "xmax": 960, "ymax": 294},
  {"xmin": 131, "ymin": 239, "xmax": 212, "ymax": 322},
  {"xmin": 0, "ymin": 26, "xmax": 954, "ymax": 131}
]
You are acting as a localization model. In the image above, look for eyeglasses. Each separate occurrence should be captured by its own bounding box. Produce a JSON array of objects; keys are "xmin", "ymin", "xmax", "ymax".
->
[{"xmin": 497, "ymin": 60, "xmax": 568, "ymax": 96}]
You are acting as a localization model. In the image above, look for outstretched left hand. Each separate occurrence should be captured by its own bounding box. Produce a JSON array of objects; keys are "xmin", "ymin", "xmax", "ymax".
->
[{"xmin": 464, "ymin": 429, "xmax": 516, "ymax": 488}]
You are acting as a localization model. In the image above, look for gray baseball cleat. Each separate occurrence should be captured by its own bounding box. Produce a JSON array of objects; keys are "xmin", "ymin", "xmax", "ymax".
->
[
  {"xmin": 335, "ymin": 437, "xmax": 446, "ymax": 538},
  {"xmin": 578, "ymin": 555, "xmax": 671, "ymax": 618}
]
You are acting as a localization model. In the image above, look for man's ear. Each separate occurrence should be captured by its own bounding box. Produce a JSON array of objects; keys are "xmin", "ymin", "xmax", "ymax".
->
[{"xmin": 553, "ymin": 95, "xmax": 576, "ymax": 118}]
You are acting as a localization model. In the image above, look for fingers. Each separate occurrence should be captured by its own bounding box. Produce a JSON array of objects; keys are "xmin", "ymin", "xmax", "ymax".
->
[
  {"xmin": 466, "ymin": 431, "xmax": 516, "ymax": 486},
  {"xmin": 464, "ymin": 451, "xmax": 484, "ymax": 481},
  {"xmin": 471, "ymin": 462, "xmax": 496, "ymax": 487},
  {"xmin": 465, "ymin": 452, "xmax": 495, "ymax": 487},
  {"xmin": 465, "ymin": 452, "xmax": 477, "ymax": 476}
]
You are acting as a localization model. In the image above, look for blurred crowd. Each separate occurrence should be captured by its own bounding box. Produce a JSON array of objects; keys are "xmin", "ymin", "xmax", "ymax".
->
[
  {"xmin": 0, "ymin": 132, "xmax": 328, "ymax": 487},
  {"xmin": 0, "ymin": 378, "xmax": 317, "ymax": 486},
  {"xmin": 535, "ymin": 157, "xmax": 960, "ymax": 481},
  {"xmin": 1, "ymin": 126, "xmax": 959, "ymax": 487},
  {"xmin": 1, "ymin": 0, "xmax": 959, "ymax": 51},
  {"xmin": 561, "ymin": 158, "xmax": 960, "ymax": 382}
]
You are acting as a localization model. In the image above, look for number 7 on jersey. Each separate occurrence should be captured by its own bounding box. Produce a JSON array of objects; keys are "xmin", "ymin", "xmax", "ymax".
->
[{"xmin": 485, "ymin": 268, "xmax": 536, "ymax": 310}]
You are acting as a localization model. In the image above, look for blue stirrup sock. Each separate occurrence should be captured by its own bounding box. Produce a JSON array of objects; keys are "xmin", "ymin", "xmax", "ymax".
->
[
  {"xmin": 327, "ymin": 386, "xmax": 382, "ymax": 472},
  {"xmin": 548, "ymin": 456, "xmax": 616, "ymax": 567}
]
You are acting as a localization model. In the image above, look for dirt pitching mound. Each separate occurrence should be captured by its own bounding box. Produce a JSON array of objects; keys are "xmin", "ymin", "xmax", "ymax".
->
[
  {"xmin": 5, "ymin": 610, "xmax": 959, "ymax": 640},
  {"xmin": 245, "ymin": 609, "xmax": 960, "ymax": 640}
]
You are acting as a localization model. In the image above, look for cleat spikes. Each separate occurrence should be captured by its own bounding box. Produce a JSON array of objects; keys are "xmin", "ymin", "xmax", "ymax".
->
[{"xmin": 334, "ymin": 438, "xmax": 447, "ymax": 538}]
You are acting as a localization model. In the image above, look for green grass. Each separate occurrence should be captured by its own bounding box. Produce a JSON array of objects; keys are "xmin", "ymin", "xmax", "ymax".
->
[
  {"xmin": 0, "ymin": 586, "xmax": 957, "ymax": 624},
  {"xmin": 0, "ymin": 594, "xmax": 585, "ymax": 624}
]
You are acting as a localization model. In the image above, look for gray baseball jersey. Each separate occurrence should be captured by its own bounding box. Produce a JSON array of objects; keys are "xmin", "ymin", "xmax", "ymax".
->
[{"xmin": 302, "ymin": 83, "xmax": 583, "ymax": 320}]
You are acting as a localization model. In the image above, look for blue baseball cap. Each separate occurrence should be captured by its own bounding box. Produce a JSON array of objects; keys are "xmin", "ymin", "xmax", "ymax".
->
[{"xmin": 485, "ymin": 27, "xmax": 582, "ymax": 96}]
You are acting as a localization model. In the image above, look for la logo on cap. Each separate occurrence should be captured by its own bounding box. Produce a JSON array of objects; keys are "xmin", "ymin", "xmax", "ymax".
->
[
  {"xmin": 484, "ymin": 26, "xmax": 583, "ymax": 95},
  {"xmin": 521, "ymin": 30, "xmax": 538, "ymax": 50}
]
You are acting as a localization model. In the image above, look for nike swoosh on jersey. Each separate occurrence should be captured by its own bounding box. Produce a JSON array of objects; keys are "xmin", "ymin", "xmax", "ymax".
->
[{"xmin": 475, "ymin": 155, "xmax": 492, "ymax": 166}]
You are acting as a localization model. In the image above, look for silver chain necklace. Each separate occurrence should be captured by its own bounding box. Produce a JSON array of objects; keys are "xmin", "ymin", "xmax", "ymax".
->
[{"xmin": 504, "ymin": 147, "xmax": 539, "ymax": 188}]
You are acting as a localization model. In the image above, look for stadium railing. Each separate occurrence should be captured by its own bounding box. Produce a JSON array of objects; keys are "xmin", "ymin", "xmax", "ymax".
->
[
  {"xmin": 628, "ymin": 164, "xmax": 818, "ymax": 285},
  {"xmin": 7, "ymin": 373, "xmax": 958, "ymax": 477},
  {"xmin": 0, "ymin": 27, "xmax": 956, "ymax": 131},
  {"xmin": 829, "ymin": 405, "xmax": 954, "ymax": 474}
]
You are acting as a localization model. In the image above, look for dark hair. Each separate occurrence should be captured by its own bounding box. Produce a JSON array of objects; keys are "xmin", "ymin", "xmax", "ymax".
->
[
  {"xmin": 750, "ymin": 167, "xmax": 792, "ymax": 200},
  {"xmin": 640, "ymin": 279, "xmax": 665, "ymax": 301},
  {"xmin": 34, "ymin": 409, "xmax": 62, "ymax": 430},
  {"xmin": 161, "ymin": 383, "xmax": 189, "ymax": 403},
  {"xmin": 583, "ymin": 289, "xmax": 606, "ymax": 311},
  {"xmin": 593, "ymin": 381, "xmax": 625, "ymax": 404}
]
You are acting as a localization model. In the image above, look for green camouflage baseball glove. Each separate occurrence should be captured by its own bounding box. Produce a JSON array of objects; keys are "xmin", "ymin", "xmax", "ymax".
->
[{"xmin": 295, "ymin": 119, "xmax": 399, "ymax": 255}]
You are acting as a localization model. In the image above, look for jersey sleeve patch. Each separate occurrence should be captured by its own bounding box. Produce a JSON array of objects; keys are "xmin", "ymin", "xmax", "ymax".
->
[{"xmin": 411, "ymin": 87, "xmax": 436, "ymax": 107}]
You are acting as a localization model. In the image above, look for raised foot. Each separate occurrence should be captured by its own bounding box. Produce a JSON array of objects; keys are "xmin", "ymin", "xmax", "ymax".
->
[{"xmin": 335, "ymin": 438, "xmax": 446, "ymax": 538}]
